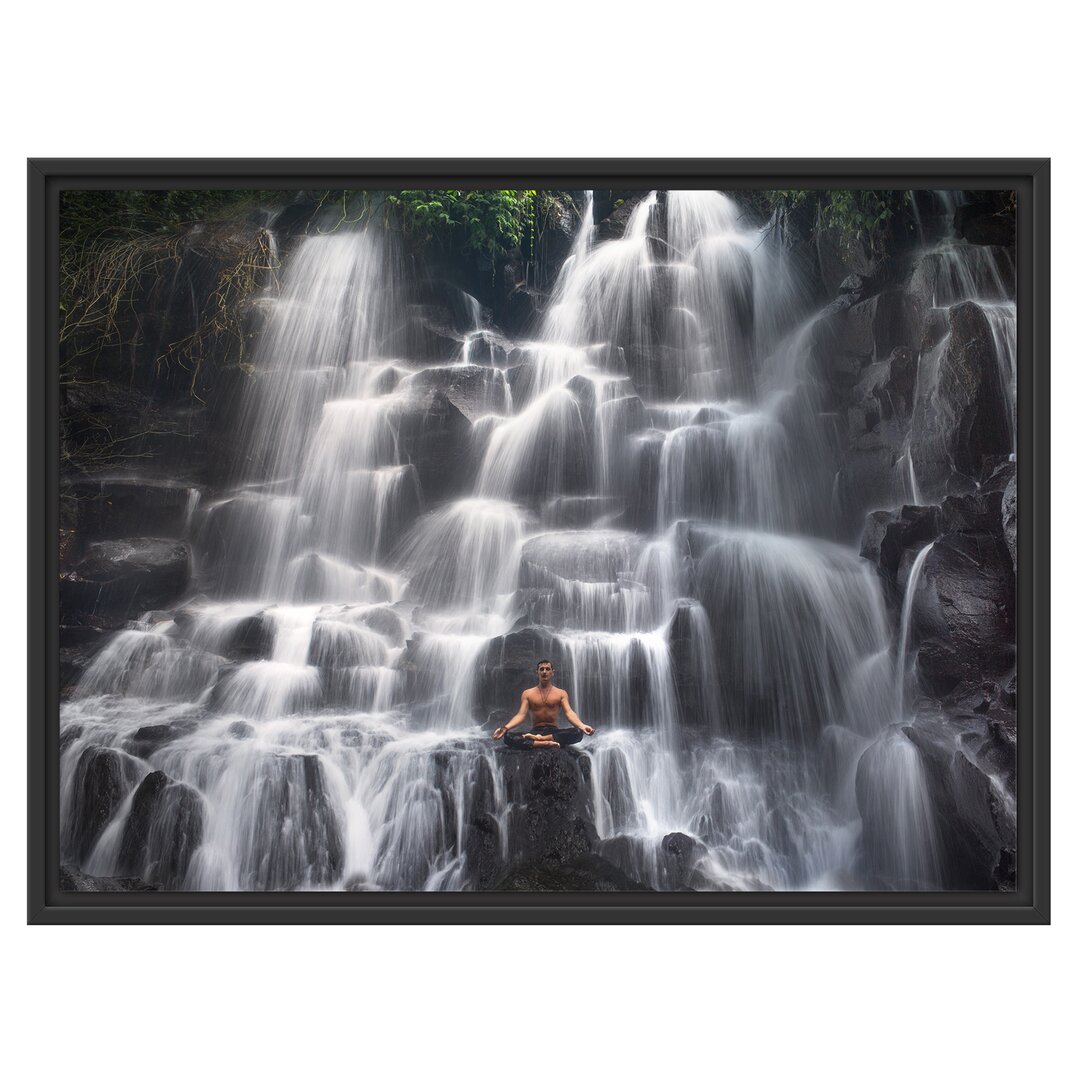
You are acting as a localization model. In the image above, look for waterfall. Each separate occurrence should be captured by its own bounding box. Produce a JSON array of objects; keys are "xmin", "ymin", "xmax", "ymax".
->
[
  {"xmin": 62, "ymin": 190, "xmax": 962, "ymax": 892},
  {"xmin": 895, "ymin": 543, "xmax": 934, "ymax": 719}
]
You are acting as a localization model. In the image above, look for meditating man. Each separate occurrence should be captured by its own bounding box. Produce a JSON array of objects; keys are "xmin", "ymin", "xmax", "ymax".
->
[{"xmin": 493, "ymin": 660, "xmax": 594, "ymax": 749}]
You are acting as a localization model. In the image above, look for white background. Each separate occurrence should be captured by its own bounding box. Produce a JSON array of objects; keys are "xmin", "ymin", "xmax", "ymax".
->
[{"xmin": 1, "ymin": 3, "xmax": 1071, "ymax": 1076}]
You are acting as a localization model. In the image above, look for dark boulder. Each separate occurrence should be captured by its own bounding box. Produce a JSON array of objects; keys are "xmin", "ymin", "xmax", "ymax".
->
[
  {"xmin": 504, "ymin": 286, "xmax": 543, "ymax": 335},
  {"xmin": 839, "ymin": 273, "xmax": 869, "ymax": 296},
  {"xmin": 497, "ymin": 748, "xmax": 589, "ymax": 848},
  {"xmin": 903, "ymin": 722, "xmax": 1015, "ymax": 890},
  {"xmin": 911, "ymin": 532, "xmax": 1015, "ymax": 697},
  {"xmin": 383, "ymin": 308, "xmax": 463, "ymax": 364},
  {"xmin": 537, "ymin": 196, "xmax": 579, "ymax": 284},
  {"xmin": 61, "ymin": 538, "xmax": 191, "ymax": 619},
  {"xmin": 861, "ymin": 346, "xmax": 918, "ymax": 418},
  {"xmin": 859, "ymin": 504, "xmax": 941, "ymax": 584},
  {"xmin": 493, "ymin": 853, "xmax": 651, "ymax": 891},
  {"xmin": 595, "ymin": 193, "xmax": 652, "ymax": 241},
  {"xmin": 226, "ymin": 612, "xmax": 277, "ymax": 661},
  {"xmin": 667, "ymin": 600, "xmax": 715, "ymax": 728},
  {"xmin": 64, "ymin": 746, "xmax": 142, "ymax": 861},
  {"xmin": 659, "ymin": 831, "xmax": 708, "ymax": 890},
  {"xmin": 395, "ymin": 390, "xmax": 473, "ymax": 498},
  {"xmin": 472, "ymin": 748, "xmax": 609, "ymax": 889},
  {"xmin": 124, "ymin": 718, "xmax": 199, "ymax": 759},
  {"xmin": 356, "ymin": 605, "xmax": 408, "ymax": 647},
  {"xmin": 977, "ymin": 710, "xmax": 1017, "ymax": 796},
  {"xmin": 117, "ymin": 770, "xmax": 205, "ymax": 888},
  {"xmin": 839, "ymin": 290, "xmax": 919, "ymax": 363},
  {"xmin": 247, "ymin": 753, "xmax": 344, "ymax": 890},
  {"xmin": 910, "ymin": 302, "xmax": 1012, "ymax": 499},
  {"xmin": 940, "ymin": 489, "xmax": 1007, "ymax": 537},
  {"xmin": 403, "ymin": 364, "xmax": 511, "ymax": 424}
]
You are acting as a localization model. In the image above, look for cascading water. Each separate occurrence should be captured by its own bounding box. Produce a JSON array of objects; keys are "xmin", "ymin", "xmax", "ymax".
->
[{"xmin": 62, "ymin": 190, "xmax": 970, "ymax": 892}]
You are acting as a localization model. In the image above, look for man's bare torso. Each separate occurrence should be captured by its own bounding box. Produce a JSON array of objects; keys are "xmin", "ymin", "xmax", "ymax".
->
[{"xmin": 523, "ymin": 684, "xmax": 566, "ymax": 727}]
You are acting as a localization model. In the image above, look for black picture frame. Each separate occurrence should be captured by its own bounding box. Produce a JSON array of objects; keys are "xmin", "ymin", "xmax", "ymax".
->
[{"xmin": 28, "ymin": 158, "xmax": 1051, "ymax": 925}]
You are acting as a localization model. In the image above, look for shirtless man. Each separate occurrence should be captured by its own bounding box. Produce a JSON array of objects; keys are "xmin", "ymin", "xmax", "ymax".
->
[{"xmin": 492, "ymin": 660, "xmax": 594, "ymax": 749}]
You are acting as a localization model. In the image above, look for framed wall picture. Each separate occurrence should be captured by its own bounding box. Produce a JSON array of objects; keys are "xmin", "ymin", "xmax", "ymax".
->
[{"xmin": 28, "ymin": 159, "xmax": 1050, "ymax": 923}]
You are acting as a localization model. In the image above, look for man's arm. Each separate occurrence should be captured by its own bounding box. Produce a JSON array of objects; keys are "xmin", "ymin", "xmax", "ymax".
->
[
  {"xmin": 493, "ymin": 692, "xmax": 530, "ymax": 739},
  {"xmin": 561, "ymin": 693, "xmax": 594, "ymax": 735}
]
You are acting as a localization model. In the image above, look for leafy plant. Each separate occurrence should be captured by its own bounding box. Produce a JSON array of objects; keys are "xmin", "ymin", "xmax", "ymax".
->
[
  {"xmin": 742, "ymin": 189, "xmax": 911, "ymax": 255},
  {"xmin": 384, "ymin": 189, "xmax": 538, "ymax": 260}
]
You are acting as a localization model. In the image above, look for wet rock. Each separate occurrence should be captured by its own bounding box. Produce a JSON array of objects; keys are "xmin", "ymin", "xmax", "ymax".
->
[
  {"xmin": 840, "ymin": 290, "xmax": 919, "ymax": 363},
  {"xmin": 227, "ymin": 720, "xmax": 255, "ymax": 740},
  {"xmin": 64, "ymin": 746, "xmax": 141, "ymax": 861},
  {"xmin": 659, "ymin": 831, "xmax": 708, "ymax": 890},
  {"xmin": 227, "ymin": 613, "xmax": 276, "ymax": 661},
  {"xmin": 356, "ymin": 605, "xmax": 408, "ymax": 647},
  {"xmin": 493, "ymin": 854, "xmax": 651, "ymax": 891},
  {"xmin": 537, "ymin": 195, "xmax": 578, "ymax": 283},
  {"xmin": 383, "ymin": 309, "xmax": 463, "ymax": 363},
  {"xmin": 903, "ymin": 722, "xmax": 1015, "ymax": 890},
  {"xmin": 860, "ymin": 504, "xmax": 941, "ymax": 584},
  {"xmin": 940, "ymin": 490, "xmax": 1005, "ymax": 536},
  {"xmin": 61, "ymin": 538, "xmax": 191, "ymax": 619},
  {"xmin": 59, "ymin": 623, "xmax": 109, "ymax": 648},
  {"xmin": 504, "ymin": 286, "xmax": 543, "ymax": 335},
  {"xmin": 920, "ymin": 306, "xmax": 950, "ymax": 352},
  {"xmin": 60, "ymin": 637, "xmax": 113, "ymax": 691},
  {"xmin": 977, "ymin": 710, "xmax": 1017, "ymax": 796},
  {"xmin": 64, "ymin": 478, "xmax": 198, "ymax": 541},
  {"xmin": 474, "ymin": 749, "xmax": 598, "ymax": 887},
  {"xmin": 60, "ymin": 865, "xmax": 160, "ymax": 892},
  {"xmin": 124, "ymin": 719, "xmax": 199, "ymax": 759},
  {"xmin": 247, "ymin": 753, "xmax": 344, "ymax": 890},
  {"xmin": 307, "ymin": 618, "xmax": 386, "ymax": 669},
  {"xmin": 404, "ymin": 364, "xmax": 511, "ymax": 423},
  {"xmin": 59, "ymin": 725, "xmax": 84, "ymax": 755},
  {"xmin": 667, "ymin": 600, "xmax": 713, "ymax": 728},
  {"xmin": 540, "ymin": 495, "xmax": 627, "ymax": 529},
  {"xmin": 980, "ymin": 456, "xmax": 1015, "ymax": 494},
  {"xmin": 912, "ymin": 532, "xmax": 1015, "ymax": 697},
  {"xmin": 395, "ymin": 390, "xmax": 473, "ymax": 498},
  {"xmin": 117, "ymin": 770, "xmax": 205, "ymax": 888},
  {"xmin": 595, "ymin": 193, "xmax": 652, "ymax": 241},
  {"xmin": 1001, "ymin": 474, "xmax": 1017, "ymax": 573},
  {"xmin": 839, "ymin": 273, "xmax": 868, "ymax": 296},
  {"xmin": 910, "ymin": 302, "xmax": 1012, "ymax": 499},
  {"xmin": 620, "ymin": 430, "xmax": 663, "ymax": 532}
]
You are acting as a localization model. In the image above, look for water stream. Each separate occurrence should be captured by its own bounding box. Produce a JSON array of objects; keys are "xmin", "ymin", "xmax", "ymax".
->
[{"xmin": 60, "ymin": 190, "xmax": 1007, "ymax": 891}]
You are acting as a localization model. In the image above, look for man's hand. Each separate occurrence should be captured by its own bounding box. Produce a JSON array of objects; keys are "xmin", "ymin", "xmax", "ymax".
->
[
  {"xmin": 493, "ymin": 726, "xmax": 507, "ymax": 740},
  {"xmin": 581, "ymin": 724, "xmax": 594, "ymax": 736}
]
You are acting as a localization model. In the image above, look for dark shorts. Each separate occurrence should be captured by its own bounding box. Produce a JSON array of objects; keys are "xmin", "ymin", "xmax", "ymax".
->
[{"xmin": 503, "ymin": 727, "xmax": 584, "ymax": 749}]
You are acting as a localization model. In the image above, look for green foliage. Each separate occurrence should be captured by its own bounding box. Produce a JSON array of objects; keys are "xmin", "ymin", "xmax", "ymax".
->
[
  {"xmin": 819, "ymin": 190, "xmax": 911, "ymax": 254},
  {"xmin": 385, "ymin": 189, "xmax": 538, "ymax": 259},
  {"xmin": 743, "ymin": 189, "xmax": 911, "ymax": 255}
]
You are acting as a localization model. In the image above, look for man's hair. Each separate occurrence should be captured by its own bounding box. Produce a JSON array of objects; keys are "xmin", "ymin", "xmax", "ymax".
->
[{"xmin": 536, "ymin": 659, "xmax": 554, "ymax": 670}]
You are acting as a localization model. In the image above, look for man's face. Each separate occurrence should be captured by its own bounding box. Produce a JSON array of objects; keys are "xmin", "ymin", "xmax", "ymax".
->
[{"xmin": 537, "ymin": 663, "xmax": 553, "ymax": 681}]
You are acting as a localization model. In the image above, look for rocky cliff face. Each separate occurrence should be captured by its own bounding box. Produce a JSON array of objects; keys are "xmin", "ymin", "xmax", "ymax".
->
[
  {"xmin": 58, "ymin": 191, "xmax": 1018, "ymax": 892},
  {"xmin": 810, "ymin": 200, "xmax": 1018, "ymax": 891}
]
